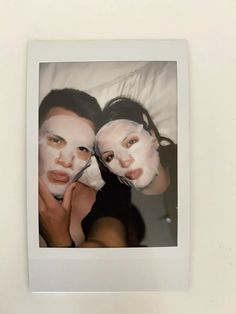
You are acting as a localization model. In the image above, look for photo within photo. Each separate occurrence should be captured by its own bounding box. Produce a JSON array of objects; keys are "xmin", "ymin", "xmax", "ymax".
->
[{"xmin": 38, "ymin": 61, "xmax": 177, "ymax": 248}]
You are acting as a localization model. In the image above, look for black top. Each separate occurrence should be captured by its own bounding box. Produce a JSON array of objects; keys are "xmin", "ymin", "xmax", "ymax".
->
[
  {"xmin": 81, "ymin": 166, "xmax": 132, "ymax": 238},
  {"xmin": 81, "ymin": 144, "xmax": 177, "ymax": 245}
]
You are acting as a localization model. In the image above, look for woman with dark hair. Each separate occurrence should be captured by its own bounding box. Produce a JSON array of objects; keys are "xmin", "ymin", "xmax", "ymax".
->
[{"xmin": 96, "ymin": 96, "xmax": 176, "ymax": 196}]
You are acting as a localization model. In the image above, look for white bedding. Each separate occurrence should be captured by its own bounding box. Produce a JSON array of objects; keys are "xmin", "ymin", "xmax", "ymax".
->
[{"xmin": 39, "ymin": 61, "xmax": 177, "ymax": 143}]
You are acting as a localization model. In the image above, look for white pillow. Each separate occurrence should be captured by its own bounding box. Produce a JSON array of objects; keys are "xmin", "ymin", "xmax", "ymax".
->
[{"xmin": 39, "ymin": 61, "xmax": 177, "ymax": 142}]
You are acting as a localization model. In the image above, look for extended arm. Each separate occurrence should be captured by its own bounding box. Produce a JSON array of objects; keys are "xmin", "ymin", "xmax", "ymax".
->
[{"xmin": 80, "ymin": 217, "xmax": 127, "ymax": 248}]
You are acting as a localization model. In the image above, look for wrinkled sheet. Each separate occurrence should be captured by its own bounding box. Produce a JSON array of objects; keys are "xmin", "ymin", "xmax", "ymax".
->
[{"xmin": 39, "ymin": 61, "xmax": 177, "ymax": 142}]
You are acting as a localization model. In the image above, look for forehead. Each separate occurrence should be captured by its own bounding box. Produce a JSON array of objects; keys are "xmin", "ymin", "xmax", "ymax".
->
[
  {"xmin": 46, "ymin": 107, "xmax": 95, "ymax": 131},
  {"xmin": 40, "ymin": 113, "xmax": 95, "ymax": 144}
]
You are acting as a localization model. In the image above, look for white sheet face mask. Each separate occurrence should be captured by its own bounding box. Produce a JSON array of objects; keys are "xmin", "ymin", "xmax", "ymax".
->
[
  {"xmin": 39, "ymin": 115, "xmax": 95, "ymax": 198},
  {"xmin": 78, "ymin": 155, "xmax": 105, "ymax": 191},
  {"xmin": 96, "ymin": 119, "xmax": 160, "ymax": 189}
]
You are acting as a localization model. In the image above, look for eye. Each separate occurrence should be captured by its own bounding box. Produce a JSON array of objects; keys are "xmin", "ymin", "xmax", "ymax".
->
[
  {"xmin": 77, "ymin": 146, "xmax": 91, "ymax": 160},
  {"xmin": 124, "ymin": 136, "xmax": 139, "ymax": 148},
  {"xmin": 47, "ymin": 135, "xmax": 65, "ymax": 148},
  {"xmin": 78, "ymin": 146, "xmax": 89, "ymax": 153},
  {"xmin": 103, "ymin": 153, "xmax": 114, "ymax": 163},
  {"xmin": 48, "ymin": 136, "xmax": 61, "ymax": 144},
  {"xmin": 127, "ymin": 139, "xmax": 138, "ymax": 147}
]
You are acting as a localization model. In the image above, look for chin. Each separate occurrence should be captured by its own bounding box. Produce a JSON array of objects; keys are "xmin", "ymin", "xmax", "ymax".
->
[
  {"xmin": 133, "ymin": 174, "xmax": 155, "ymax": 190},
  {"xmin": 50, "ymin": 186, "xmax": 66, "ymax": 197},
  {"xmin": 45, "ymin": 180, "xmax": 68, "ymax": 197}
]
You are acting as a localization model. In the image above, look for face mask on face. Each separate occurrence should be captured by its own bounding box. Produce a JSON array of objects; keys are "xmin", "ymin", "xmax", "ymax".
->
[
  {"xmin": 96, "ymin": 119, "xmax": 160, "ymax": 190},
  {"xmin": 39, "ymin": 115, "xmax": 95, "ymax": 198},
  {"xmin": 78, "ymin": 155, "xmax": 105, "ymax": 191}
]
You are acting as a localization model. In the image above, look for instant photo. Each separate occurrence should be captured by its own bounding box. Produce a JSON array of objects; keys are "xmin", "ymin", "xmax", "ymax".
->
[{"xmin": 27, "ymin": 40, "xmax": 189, "ymax": 291}]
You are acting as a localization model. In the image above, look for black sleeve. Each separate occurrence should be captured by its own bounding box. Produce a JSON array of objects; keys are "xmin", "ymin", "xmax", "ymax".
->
[
  {"xmin": 159, "ymin": 143, "xmax": 178, "ymax": 242},
  {"xmin": 81, "ymin": 169, "xmax": 132, "ymax": 239}
]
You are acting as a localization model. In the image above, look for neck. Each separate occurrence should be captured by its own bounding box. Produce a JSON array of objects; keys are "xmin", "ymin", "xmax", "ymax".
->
[{"xmin": 141, "ymin": 163, "xmax": 170, "ymax": 195}]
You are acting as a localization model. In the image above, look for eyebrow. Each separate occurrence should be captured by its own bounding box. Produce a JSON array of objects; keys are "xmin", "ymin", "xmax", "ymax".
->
[
  {"xmin": 121, "ymin": 132, "xmax": 138, "ymax": 144},
  {"xmin": 46, "ymin": 131, "xmax": 65, "ymax": 142},
  {"xmin": 101, "ymin": 132, "xmax": 138, "ymax": 154}
]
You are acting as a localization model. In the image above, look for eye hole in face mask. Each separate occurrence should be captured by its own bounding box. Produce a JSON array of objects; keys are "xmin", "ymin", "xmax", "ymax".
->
[
  {"xmin": 46, "ymin": 134, "xmax": 66, "ymax": 149},
  {"xmin": 102, "ymin": 152, "xmax": 114, "ymax": 163},
  {"xmin": 122, "ymin": 135, "xmax": 139, "ymax": 149},
  {"xmin": 77, "ymin": 146, "xmax": 91, "ymax": 161}
]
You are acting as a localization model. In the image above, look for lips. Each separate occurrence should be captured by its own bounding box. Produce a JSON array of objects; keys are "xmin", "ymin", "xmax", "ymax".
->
[
  {"xmin": 47, "ymin": 170, "xmax": 70, "ymax": 184},
  {"xmin": 125, "ymin": 168, "xmax": 143, "ymax": 180}
]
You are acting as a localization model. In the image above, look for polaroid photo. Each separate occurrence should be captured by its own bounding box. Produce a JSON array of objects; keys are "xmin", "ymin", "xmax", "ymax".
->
[{"xmin": 27, "ymin": 40, "xmax": 190, "ymax": 291}]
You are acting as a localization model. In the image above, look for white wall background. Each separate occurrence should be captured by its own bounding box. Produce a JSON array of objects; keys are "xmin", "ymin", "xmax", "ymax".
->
[{"xmin": 0, "ymin": 0, "xmax": 235, "ymax": 313}]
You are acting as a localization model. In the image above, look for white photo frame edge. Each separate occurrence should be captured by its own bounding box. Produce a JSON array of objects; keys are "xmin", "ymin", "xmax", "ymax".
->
[{"xmin": 26, "ymin": 40, "xmax": 190, "ymax": 292}]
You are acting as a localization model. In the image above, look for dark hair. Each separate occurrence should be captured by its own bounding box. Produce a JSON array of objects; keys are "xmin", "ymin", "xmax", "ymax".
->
[
  {"xmin": 39, "ymin": 88, "xmax": 101, "ymax": 130},
  {"xmin": 99, "ymin": 96, "xmax": 173, "ymax": 144}
]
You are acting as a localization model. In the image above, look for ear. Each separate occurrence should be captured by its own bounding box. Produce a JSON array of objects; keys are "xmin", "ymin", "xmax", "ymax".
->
[{"xmin": 150, "ymin": 129, "xmax": 160, "ymax": 149}]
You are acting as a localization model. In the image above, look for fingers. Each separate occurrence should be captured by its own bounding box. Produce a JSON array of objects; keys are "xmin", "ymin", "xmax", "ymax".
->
[
  {"xmin": 39, "ymin": 178, "xmax": 76, "ymax": 211},
  {"xmin": 62, "ymin": 182, "xmax": 77, "ymax": 211}
]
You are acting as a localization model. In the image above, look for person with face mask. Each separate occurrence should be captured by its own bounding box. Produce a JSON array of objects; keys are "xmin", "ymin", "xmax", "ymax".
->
[
  {"xmin": 96, "ymin": 97, "xmax": 176, "ymax": 195},
  {"xmin": 38, "ymin": 89, "xmax": 137, "ymax": 248},
  {"xmin": 39, "ymin": 113, "xmax": 97, "ymax": 198},
  {"xmin": 95, "ymin": 97, "xmax": 178, "ymax": 241}
]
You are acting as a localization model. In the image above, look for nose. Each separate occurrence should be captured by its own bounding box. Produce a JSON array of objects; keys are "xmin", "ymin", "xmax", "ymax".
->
[
  {"xmin": 118, "ymin": 154, "xmax": 134, "ymax": 168},
  {"xmin": 55, "ymin": 152, "xmax": 74, "ymax": 169}
]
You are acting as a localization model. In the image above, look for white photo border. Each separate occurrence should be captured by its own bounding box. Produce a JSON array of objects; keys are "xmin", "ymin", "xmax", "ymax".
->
[{"xmin": 27, "ymin": 40, "xmax": 190, "ymax": 291}]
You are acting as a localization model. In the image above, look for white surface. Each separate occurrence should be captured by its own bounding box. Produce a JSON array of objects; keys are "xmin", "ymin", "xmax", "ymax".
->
[
  {"xmin": 0, "ymin": 0, "xmax": 236, "ymax": 313},
  {"xmin": 27, "ymin": 40, "xmax": 189, "ymax": 292}
]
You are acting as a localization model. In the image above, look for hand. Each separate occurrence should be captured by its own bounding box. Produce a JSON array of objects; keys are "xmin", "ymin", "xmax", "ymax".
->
[
  {"xmin": 71, "ymin": 181, "xmax": 97, "ymax": 219},
  {"xmin": 38, "ymin": 178, "xmax": 76, "ymax": 247},
  {"xmin": 68, "ymin": 181, "xmax": 97, "ymax": 245}
]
